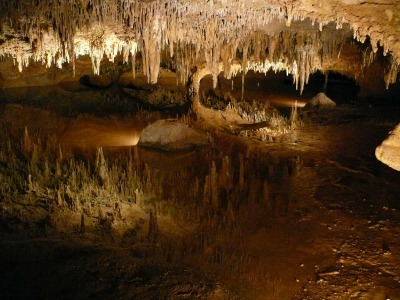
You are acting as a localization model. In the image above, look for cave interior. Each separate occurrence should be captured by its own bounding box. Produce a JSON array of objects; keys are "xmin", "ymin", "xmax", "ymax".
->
[{"xmin": 1, "ymin": 1, "xmax": 400, "ymax": 299}]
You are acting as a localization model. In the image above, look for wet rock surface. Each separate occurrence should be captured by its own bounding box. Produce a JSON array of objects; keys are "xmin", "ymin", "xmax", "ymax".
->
[{"xmin": 138, "ymin": 119, "xmax": 209, "ymax": 151}]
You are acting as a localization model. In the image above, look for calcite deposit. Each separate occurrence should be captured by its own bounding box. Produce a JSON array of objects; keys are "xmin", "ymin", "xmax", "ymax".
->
[
  {"xmin": 0, "ymin": 0, "xmax": 399, "ymax": 94},
  {"xmin": 376, "ymin": 124, "xmax": 400, "ymax": 171}
]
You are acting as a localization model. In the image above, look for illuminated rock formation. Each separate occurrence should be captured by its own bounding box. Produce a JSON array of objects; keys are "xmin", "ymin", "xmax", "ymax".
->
[
  {"xmin": 0, "ymin": 0, "xmax": 398, "ymax": 94},
  {"xmin": 305, "ymin": 92, "xmax": 336, "ymax": 109},
  {"xmin": 138, "ymin": 119, "xmax": 209, "ymax": 151},
  {"xmin": 376, "ymin": 124, "xmax": 400, "ymax": 171}
]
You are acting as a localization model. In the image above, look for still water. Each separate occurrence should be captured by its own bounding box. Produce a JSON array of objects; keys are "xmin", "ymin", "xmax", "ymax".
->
[{"xmin": 0, "ymin": 81, "xmax": 400, "ymax": 299}]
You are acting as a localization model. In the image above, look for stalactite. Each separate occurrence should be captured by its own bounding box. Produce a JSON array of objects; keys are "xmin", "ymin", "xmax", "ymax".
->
[
  {"xmin": 384, "ymin": 57, "xmax": 398, "ymax": 90},
  {"xmin": 242, "ymin": 41, "xmax": 249, "ymax": 73},
  {"xmin": 289, "ymin": 60, "xmax": 297, "ymax": 90},
  {"xmin": 141, "ymin": 3, "xmax": 162, "ymax": 83},
  {"xmin": 241, "ymin": 72, "xmax": 245, "ymax": 100},
  {"xmin": 131, "ymin": 52, "xmax": 136, "ymax": 80},
  {"xmin": 0, "ymin": 0, "xmax": 397, "ymax": 90},
  {"xmin": 299, "ymin": 50, "xmax": 306, "ymax": 94},
  {"xmin": 284, "ymin": 1, "xmax": 294, "ymax": 27}
]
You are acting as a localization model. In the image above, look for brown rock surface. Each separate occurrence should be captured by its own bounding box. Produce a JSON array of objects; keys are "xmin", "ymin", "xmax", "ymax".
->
[{"xmin": 138, "ymin": 119, "xmax": 209, "ymax": 151}]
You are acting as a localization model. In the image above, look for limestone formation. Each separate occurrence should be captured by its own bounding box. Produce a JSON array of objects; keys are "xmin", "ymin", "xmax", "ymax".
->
[
  {"xmin": 375, "ymin": 124, "xmax": 400, "ymax": 171},
  {"xmin": 0, "ymin": 0, "xmax": 399, "ymax": 95},
  {"xmin": 138, "ymin": 119, "xmax": 210, "ymax": 151},
  {"xmin": 305, "ymin": 92, "xmax": 337, "ymax": 109}
]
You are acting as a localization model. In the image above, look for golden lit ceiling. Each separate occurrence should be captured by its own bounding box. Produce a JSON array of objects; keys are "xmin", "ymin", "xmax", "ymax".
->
[{"xmin": 0, "ymin": 0, "xmax": 399, "ymax": 92}]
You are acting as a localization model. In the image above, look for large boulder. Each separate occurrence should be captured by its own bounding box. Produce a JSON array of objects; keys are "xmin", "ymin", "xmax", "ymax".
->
[
  {"xmin": 138, "ymin": 119, "xmax": 209, "ymax": 151},
  {"xmin": 305, "ymin": 92, "xmax": 336, "ymax": 109},
  {"xmin": 375, "ymin": 124, "xmax": 400, "ymax": 171}
]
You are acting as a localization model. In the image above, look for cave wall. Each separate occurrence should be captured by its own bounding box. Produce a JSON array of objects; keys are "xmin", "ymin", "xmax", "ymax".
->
[{"xmin": 0, "ymin": 0, "xmax": 399, "ymax": 100}]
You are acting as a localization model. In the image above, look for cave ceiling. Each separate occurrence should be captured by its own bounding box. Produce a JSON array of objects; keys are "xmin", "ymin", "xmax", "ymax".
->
[{"xmin": 0, "ymin": 0, "xmax": 399, "ymax": 93}]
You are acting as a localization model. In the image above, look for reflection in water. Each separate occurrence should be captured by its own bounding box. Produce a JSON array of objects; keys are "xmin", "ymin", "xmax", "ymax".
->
[
  {"xmin": 268, "ymin": 97, "xmax": 306, "ymax": 108},
  {"xmin": 61, "ymin": 118, "xmax": 141, "ymax": 147},
  {"xmin": 0, "ymin": 104, "xmax": 310, "ymax": 298},
  {"xmin": 131, "ymin": 147, "xmax": 309, "ymax": 299},
  {"xmin": 1, "ymin": 104, "xmax": 142, "ymax": 147},
  {"xmin": 1, "ymin": 99, "xmax": 400, "ymax": 299}
]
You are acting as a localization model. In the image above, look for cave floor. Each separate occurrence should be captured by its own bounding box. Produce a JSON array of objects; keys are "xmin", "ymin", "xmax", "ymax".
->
[{"xmin": 0, "ymin": 101, "xmax": 400, "ymax": 299}]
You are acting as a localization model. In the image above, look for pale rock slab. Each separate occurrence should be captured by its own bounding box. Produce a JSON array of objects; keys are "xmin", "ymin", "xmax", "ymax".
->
[
  {"xmin": 138, "ymin": 119, "xmax": 209, "ymax": 151},
  {"xmin": 376, "ymin": 123, "xmax": 400, "ymax": 171}
]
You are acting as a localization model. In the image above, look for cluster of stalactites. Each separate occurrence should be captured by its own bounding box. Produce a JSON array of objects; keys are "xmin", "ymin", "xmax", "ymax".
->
[
  {"xmin": 0, "ymin": 0, "xmax": 285, "ymax": 80},
  {"xmin": 0, "ymin": 0, "xmax": 398, "ymax": 91},
  {"xmin": 354, "ymin": 38, "xmax": 399, "ymax": 88},
  {"xmin": 243, "ymin": 32, "xmax": 313, "ymax": 94},
  {"xmin": 73, "ymin": 24, "xmax": 138, "ymax": 76},
  {"xmin": 0, "ymin": 23, "xmax": 138, "ymax": 76},
  {"xmin": 217, "ymin": 29, "xmax": 347, "ymax": 94},
  {"xmin": 384, "ymin": 56, "xmax": 398, "ymax": 90},
  {"xmin": 0, "ymin": 25, "xmax": 33, "ymax": 72}
]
